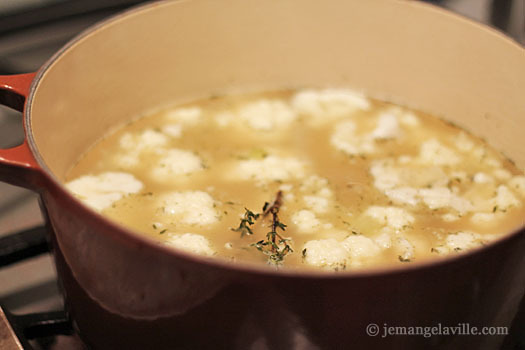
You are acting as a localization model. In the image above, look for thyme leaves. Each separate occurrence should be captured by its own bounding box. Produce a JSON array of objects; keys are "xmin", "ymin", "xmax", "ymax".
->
[
  {"xmin": 232, "ymin": 191, "xmax": 293, "ymax": 264},
  {"xmin": 231, "ymin": 208, "xmax": 260, "ymax": 237},
  {"xmin": 253, "ymin": 191, "xmax": 293, "ymax": 264}
]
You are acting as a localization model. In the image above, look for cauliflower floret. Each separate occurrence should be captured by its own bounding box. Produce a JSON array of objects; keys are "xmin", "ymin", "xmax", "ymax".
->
[
  {"xmin": 445, "ymin": 231, "xmax": 484, "ymax": 252},
  {"xmin": 116, "ymin": 129, "xmax": 169, "ymax": 168},
  {"xmin": 470, "ymin": 212, "xmax": 498, "ymax": 225},
  {"xmin": 399, "ymin": 111, "xmax": 420, "ymax": 127},
  {"xmin": 214, "ymin": 111, "xmax": 235, "ymax": 127},
  {"xmin": 395, "ymin": 237, "xmax": 415, "ymax": 262},
  {"xmin": 382, "ymin": 106, "xmax": 420, "ymax": 127},
  {"xmin": 433, "ymin": 231, "xmax": 485, "ymax": 255},
  {"xmin": 302, "ymin": 239, "xmax": 349, "ymax": 270},
  {"xmin": 291, "ymin": 210, "xmax": 321, "ymax": 233},
  {"xmin": 162, "ymin": 124, "xmax": 183, "ymax": 138},
  {"xmin": 151, "ymin": 149, "xmax": 203, "ymax": 179},
  {"xmin": 495, "ymin": 184, "xmax": 520, "ymax": 210},
  {"xmin": 303, "ymin": 195, "xmax": 330, "ymax": 213},
  {"xmin": 374, "ymin": 228, "xmax": 394, "ymax": 249},
  {"xmin": 384, "ymin": 187, "xmax": 419, "ymax": 206},
  {"xmin": 369, "ymin": 160, "xmax": 402, "ymax": 191},
  {"xmin": 473, "ymin": 172, "xmax": 494, "ymax": 184},
  {"xmin": 160, "ymin": 191, "xmax": 218, "ymax": 226},
  {"xmin": 300, "ymin": 175, "xmax": 332, "ymax": 196},
  {"xmin": 364, "ymin": 206, "xmax": 415, "ymax": 229},
  {"xmin": 238, "ymin": 99, "xmax": 296, "ymax": 131},
  {"xmin": 236, "ymin": 155, "xmax": 306, "ymax": 182},
  {"xmin": 369, "ymin": 159, "xmax": 450, "ymax": 191},
  {"xmin": 300, "ymin": 175, "xmax": 328, "ymax": 190},
  {"xmin": 66, "ymin": 172, "xmax": 143, "ymax": 211},
  {"xmin": 165, "ymin": 106, "xmax": 202, "ymax": 125},
  {"xmin": 454, "ymin": 132, "xmax": 475, "ymax": 152},
  {"xmin": 297, "ymin": 176, "xmax": 333, "ymax": 212},
  {"xmin": 291, "ymin": 88, "xmax": 370, "ymax": 119},
  {"xmin": 418, "ymin": 139, "xmax": 461, "ymax": 166},
  {"xmin": 342, "ymin": 235, "xmax": 382, "ymax": 260},
  {"xmin": 331, "ymin": 120, "xmax": 375, "ymax": 155},
  {"xmin": 119, "ymin": 129, "xmax": 168, "ymax": 151},
  {"xmin": 165, "ymin": 233, "xmax": 215, "ymax": 256},
  {"xmin": 442, "ymin": 213, "xmax": 462, "ymax": 222},
  {"xmin": 418, "ymin": 187, "xmax": 473, "ymax": 214},
  {"xmin": 508, "ymin": 176, "xmax": 525, "ymax": 196},
  {"xmin": 371, "ymin": 112, "xmax": 401, "ymax": 140}
]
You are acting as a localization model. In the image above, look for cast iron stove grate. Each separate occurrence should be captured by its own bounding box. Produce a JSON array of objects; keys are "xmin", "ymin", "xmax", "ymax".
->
[{"xmin": 0, "ymin": 227, "xmax": 74, "ymax": 350}]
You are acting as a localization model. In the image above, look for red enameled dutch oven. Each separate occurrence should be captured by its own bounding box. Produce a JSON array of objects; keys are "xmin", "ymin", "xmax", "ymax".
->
[{"xmin": 0, "ymin": 0, "xmax": 524, "ymax": 348}]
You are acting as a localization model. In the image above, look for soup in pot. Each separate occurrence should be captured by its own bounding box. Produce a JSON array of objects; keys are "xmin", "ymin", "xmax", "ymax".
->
[{"xmin": 65, "ymin": 89, "xmax": 525, "ymax": 271}]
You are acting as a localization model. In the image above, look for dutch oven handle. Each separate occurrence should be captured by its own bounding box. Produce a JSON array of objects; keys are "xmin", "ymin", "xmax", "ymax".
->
[{"xmin": 0, "ymin": 73, "xmax": 42, "ymax": 190}]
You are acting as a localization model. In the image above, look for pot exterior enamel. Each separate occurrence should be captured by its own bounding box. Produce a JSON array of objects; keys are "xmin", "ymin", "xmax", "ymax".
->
[
  {"xmin": 41, "ymin": 188, "xmax": 525, "ymax": 349},
  {"xmin": 0, "ymin": 0, "xmax": 524, "ymax": 349}
]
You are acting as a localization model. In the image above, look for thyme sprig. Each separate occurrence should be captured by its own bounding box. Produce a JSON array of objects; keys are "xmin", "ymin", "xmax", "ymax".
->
[
  {"xmin": 254, "ymin": 191, "xmax": 293, "ymax": 264},
  {"xmin": 231, "ymin": 208, "xmax": 260, "ymax": 237},
  {"xmin": 232, "ymin": 191, "xmax": 293, "ymax": 264}
]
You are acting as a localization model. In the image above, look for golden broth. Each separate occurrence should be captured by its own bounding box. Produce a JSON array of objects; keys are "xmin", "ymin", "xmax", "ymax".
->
[{"xmin": 65, "ymin": 89, "xmax": 525, "ymax": 271}]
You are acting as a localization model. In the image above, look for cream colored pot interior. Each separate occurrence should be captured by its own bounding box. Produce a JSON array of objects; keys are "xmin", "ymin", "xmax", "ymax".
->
[{"xmin": 28, "ymin": 0, "xmax": 525, "ymax": 179}]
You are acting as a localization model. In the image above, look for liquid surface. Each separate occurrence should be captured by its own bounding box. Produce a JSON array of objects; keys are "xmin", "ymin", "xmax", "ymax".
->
[{"xmin": 66, "ymin": 89, "xmax": 525, "ymax": 271}]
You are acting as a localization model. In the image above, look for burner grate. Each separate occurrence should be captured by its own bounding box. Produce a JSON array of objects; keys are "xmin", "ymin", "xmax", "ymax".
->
[
  {"xmin": 0, "ymin": 227, "xmax": 49, "ymax": 268},
  {"xmin": 1, "ymin": 306, "xmax": 72, "ymax": 350},
  {"xmin": 0, "ymin": 226, "xmax": 74, "ymax": 350}
]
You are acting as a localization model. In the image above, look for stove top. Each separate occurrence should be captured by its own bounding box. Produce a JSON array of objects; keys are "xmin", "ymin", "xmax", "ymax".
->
[{"xmin": 0, "ymin": 0, "xmax": 523, "ymax": 348}]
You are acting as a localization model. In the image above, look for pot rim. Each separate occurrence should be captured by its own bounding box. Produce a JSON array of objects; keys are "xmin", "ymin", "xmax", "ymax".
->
[{"xmin": 23, "ymin": 0, "xmax": 525, "ymax": 280}]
